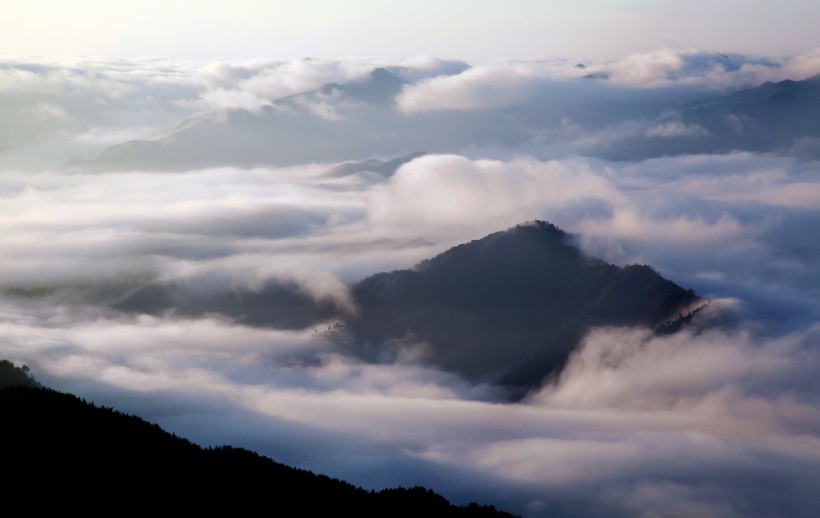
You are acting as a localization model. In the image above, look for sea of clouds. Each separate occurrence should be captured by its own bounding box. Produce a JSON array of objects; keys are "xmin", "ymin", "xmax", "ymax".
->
[{"xmin": 1, "ymin": 49, "xmax": 819, "ymax": 517}]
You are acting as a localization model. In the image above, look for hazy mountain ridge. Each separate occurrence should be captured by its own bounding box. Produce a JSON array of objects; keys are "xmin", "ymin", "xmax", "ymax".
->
[
  {"xmin": 63, "ymin": 67, "xmax": 421, "ymax": 170},
  {"xmin": 114, "ymin": 278, "xmax": 340, "ymax": 329},
  {"xmin": 64, "ymin": 70, "xmax": 820, "ymax": 171},
  {"xmin": 325, "ymin": 151, "xmax": 428, "ymax": 178},
  {"xmin": 672, "ymin": 73, "xmax": 820, "ymax": 156},
  {"xmin": 343, "ymin": 221, "xmax": 700, "ymax": 395}
]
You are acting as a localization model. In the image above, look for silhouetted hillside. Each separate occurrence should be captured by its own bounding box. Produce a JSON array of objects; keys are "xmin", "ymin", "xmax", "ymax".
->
[
  {"xmin": 0, "ymin": 380, "xmax": 515, "ymax": 516},
  {"xmin": 0, "ymin": 359, "xmax": 40, "ymax": 388},
  {"xmin": 345, "ymin": 221, "xmax": 700, "ymax": 394}
]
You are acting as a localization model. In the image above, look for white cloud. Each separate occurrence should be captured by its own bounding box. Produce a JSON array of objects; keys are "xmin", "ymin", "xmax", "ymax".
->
[
  {"xmin": 368, "ymin": 154, "xmax": 619, "ymax": 241},
  {"xmin": 395, "ymin": 49, "xmax": 820, "ymax": 117},
  {"xmin": 780, "ymin": 48, "xmax": 820, "ymax": 81},
  {"xmin": 199, "ymin": 87, "xmax": 272, "ymax": 112},
  {"xmin": 25, "ymin": 102, "xmax": 66, "ymax": 119},
  {"xmin": 6, "ymin": 298, "xmax": 817, "ymax": 517},
  {"xmin": 396, "ymin": 63, "xmax": 546, "ymax": 112},
  {"xmin": 236, "ymin": 59, "xmax": 371, "ymax": 100},
  {"xmin": 2, "ymin": 51, "xmax": 820, "ymax": 515},
  {"xmin": 75, "ymin": 125, "xmax": 168, "ymax": 146},
  {"xmin": 582, "ymin": 48, "xmax": 814, "ymax": 90},
  {"xmin": 645, "ymin": 120, "xmax": 709, "ymax": 137},
  {"xmin": 579, "ymin": 209, "xmax": 743, "ymax": 245}
]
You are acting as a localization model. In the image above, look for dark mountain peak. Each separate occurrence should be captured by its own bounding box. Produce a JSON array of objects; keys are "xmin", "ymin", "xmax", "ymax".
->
[
  {"xmin": 494, "ymin": 219, "xmax": 568, "ymax": 240},
  {"xmin": 345, "ymin": 222, "xmax": 700, "ymax": 395},
  {"xmin": 414, "ymin": 220, "xmax": 575, "ymax": 275},
  {"xmin": 508, "ymin": 219, "xmax": 568, "ymax": 240}
]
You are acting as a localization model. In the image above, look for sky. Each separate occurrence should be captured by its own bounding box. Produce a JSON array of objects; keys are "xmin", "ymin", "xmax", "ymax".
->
[
  {"xmin": 2, "ymin": 3, "xmax": 820, "ymax": 518},
  {"xmin": 3, "ymin": 1, "xmax": 820, "ymax": 60}
]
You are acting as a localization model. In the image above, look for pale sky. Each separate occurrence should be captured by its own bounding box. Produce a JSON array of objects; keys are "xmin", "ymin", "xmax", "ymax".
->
[{"xmin": 3, "ymin": 0, "xmax": 819, "ymax": 60}]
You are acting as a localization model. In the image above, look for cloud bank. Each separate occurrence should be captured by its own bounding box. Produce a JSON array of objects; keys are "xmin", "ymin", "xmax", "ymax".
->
[{"xmin": 2, "ymin": 51, "xmax": 820, "ymax": 517}]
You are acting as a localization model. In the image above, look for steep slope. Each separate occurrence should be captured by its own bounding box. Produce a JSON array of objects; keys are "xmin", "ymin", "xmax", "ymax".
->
[
  {"xmin": 0, "ymin": 366, "xmax": 513, "ymax": 516},
  {"xmin": 345, "ymin": 221, "xmax": 700, "ymax": 393}
]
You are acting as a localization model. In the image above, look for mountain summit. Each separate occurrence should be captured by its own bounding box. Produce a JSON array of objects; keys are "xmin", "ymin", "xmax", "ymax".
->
[{"xmin": 345, "ymin": 221, "xmax": 700, "ymax": 395}]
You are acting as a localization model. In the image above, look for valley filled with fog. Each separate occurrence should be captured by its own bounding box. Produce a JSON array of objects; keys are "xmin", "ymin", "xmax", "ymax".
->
[{"xmin": 2, "ymin": 50, "xmax": 820, "ymax": 517}]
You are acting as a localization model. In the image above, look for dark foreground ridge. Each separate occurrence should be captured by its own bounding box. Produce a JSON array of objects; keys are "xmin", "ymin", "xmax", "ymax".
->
[
  {"xmin": 345, "ymin": 221, "xmax": 701, "ymax": 395},
  {"xmin": 0, "ymin": 361, "xmax": 514, "ymax": 516}
]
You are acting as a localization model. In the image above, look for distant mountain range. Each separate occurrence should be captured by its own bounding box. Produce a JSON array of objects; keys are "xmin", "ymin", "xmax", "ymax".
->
[
  {"xmin": 0, "ymin": 360, "xmax": 513, "ymax": 516},
  {"xmin": 64, "ymin": 68, "xmax": 427, "ymax": 170},
  {"xmin": 342, "ymin": 221, "xmax": 702, "ymax": 395},
  {"xmin": 600, "ymin": 74, "xmax": 820, "ymax": 160},
  {"xmin": 64, "ymin": 70, "xmax": 820, "ymax": 171}
]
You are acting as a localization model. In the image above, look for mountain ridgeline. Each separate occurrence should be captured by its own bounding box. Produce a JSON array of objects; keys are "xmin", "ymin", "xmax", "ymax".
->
[
  {"xmin": 0, "ymin": 361, "xmax": 513, "ymax": 516},
  {"xmin": 602, "ymin": 73, "xmax": 820, "ymax": 160},
  {"xmin": 344, "ymin": 221, "xmax": 700, "ymax": 394},
  {"xmin": 64, "ymin": 70, "xmax": 820, "ymax": 171},
  {"xmin": 107, "ymin": 220, "xmax": 702, "ymax": 395}
]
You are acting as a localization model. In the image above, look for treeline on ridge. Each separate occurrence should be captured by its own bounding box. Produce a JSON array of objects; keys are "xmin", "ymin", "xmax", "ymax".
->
[{"xmin": 0, "ymin": 360, "xmax": 515, "ymax": 516}]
